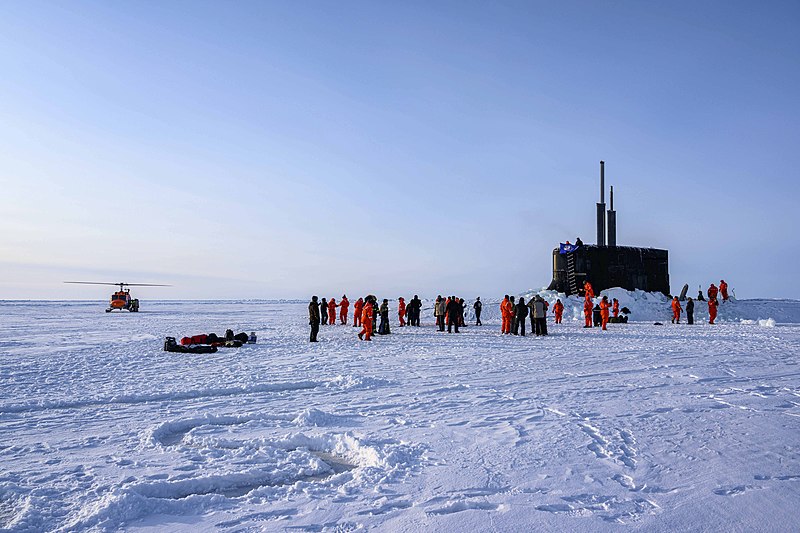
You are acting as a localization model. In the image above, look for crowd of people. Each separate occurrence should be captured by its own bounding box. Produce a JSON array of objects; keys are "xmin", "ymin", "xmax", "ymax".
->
[
  {"xmin": 307, "ymin": 279, "xmax": 731, "ymax": 342},
  {"xmin": 575, "ymin": 281, "xmax": 621, "ymax": 331},
  {"xmin": 499, "ymin": 295, "xmax": 552, "ymax": 336},
  {"xmin": 670, "ymin": 279, "xmax": 728, "ymax": 325},
  {"xmin": 309, "ymin": 292, "xmax": 566, "ymax": 342},
  {"xmin": 307, "ymin": 294, "xmax": 424, "ymax": 342}
]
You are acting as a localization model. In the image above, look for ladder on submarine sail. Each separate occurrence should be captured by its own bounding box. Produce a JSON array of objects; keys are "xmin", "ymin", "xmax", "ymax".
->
[{"xmin": 566, "ymin": 252, "xmax": 578, "ymax": 295}]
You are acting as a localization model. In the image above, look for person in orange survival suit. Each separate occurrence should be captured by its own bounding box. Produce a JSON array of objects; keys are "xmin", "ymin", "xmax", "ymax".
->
[
  {"xmin": 671, "ymin": 296, "xmax": 682, "ymax": 324},
  {"xmin": 500, "ymin": 295, "xmax": 511, "ymax": 334},
  {"xmin": 339, "ymin": 295, "xmax": 349, "ymax": 325},
  {"xmin": 612, "ymin": 298, "xmax": 619, "ymax": 319},
  {"xmin": 352, "ymin": 298, "xmax": 364, "ymax": 328},
  {"xmin": 719, "ymin": 280, "xmax": 729, "ymax": 301},
  {"xmin": 358, "ymin": 297, "xmax": 374, "ymax": 341},
  {"xmin": 707, "ymin": 283, "xmax": 718, "ymax": 302},
  {"xmin": 553, "ymin": 299, "xmax": 564, "ymax": 324},
  {"xmin": 599, "ymin": 295, "xmax": 610, "ymax": 331},
  {"xmin": 584, "ymin": 281, "xmax": 595, "ymax": 300},
  {"xmin": 583, "ymin": 297, "xmax": 593, "ymax": 328},
  {"xmin": 397, "ymin": 297, "xmax": 406, "ymax": 327},
  {"xmin": 708, "ymin": 297, "xmax": 719, "ymax": 324},
  {"xmin": 327, "ymin": 298, "xmax": 337, "ymax": 325}
]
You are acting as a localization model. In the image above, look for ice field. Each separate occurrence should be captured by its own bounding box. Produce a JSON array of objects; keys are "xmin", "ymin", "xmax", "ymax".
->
[{"xmin": 2, "ymin": 294, "xmax": 800, "ymax": 532}]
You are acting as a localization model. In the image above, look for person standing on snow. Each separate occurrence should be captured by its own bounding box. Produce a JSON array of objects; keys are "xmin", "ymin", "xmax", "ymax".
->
[
  {"xmin": 516, "ymin": 297, "xmax": 529, "ymax": 336},
  {"xmin": 671, "ymin": 296, "xmax": 682, "ymax": 324},
  {"xmin": 553, "ymin": 299, "xmax": 564, "ymax": 324},
  {"xmin": 434, "ymin": 296, "xmax": 445, "ymax": 331},
  {"xmin": 612, "ymin": 298, "xmax": 620, "ymax": 319},
  {"xmin": 533, "ymin": 296, "xmax": 548, "ymax": 336},
  {"xmin": 372, "ymin": 297, "xmax": 378, "ymax": 335},
  {"xmin": 409, "ymin": 295, "xmax": 422, "ymax": 327},
  {"xmin": 328, "ymin": 298, "xmax": 338, "ymax": 325},
  {"xmin": 534, "ymin": 294, "xmax": 550, "ymax": 335},
  {"xmin": 526, "ymin": 297, "xmax": 536, "ymax": 333},
  {"xmin": 500, "ymin": 295, "xmax": 511, "ymax": 334},
  {"xmin": 599, "ymin": 296, "xmax": 610, "ymax": 331},
  {"xmin": 509, "ymin": 296, "xmax": 518, "ymax": 335},
  {"xmin": 446, "ymin": 296, "xmax": 461, "ymax": 333},
  {"xmin": 473, "ymin": 297, "xmax": 482, "ymax": 325},
  {"xmin": 719, "ymin": 280, "xmax": 729, "ymax": 301},
  {"xmin": 320, "ymin": 298, "xmax": 328, "ymax": 326},
  {"xmin": 358, "ymin": 297, "xmax": 374, "ymax": 341},
  {"xmin": 308, "ymin": 296, "xmax": 321, "ymax": 342},
  {"xmin": 686, "ymin": 297, "xmax": 695, "ymax": 325},
  {"xmin": 352, "ymin": 297, "xmax": 363, "ymax": 328},
  {"xmin": 379, "ymin": 299, "xmax": 390, "ymax": 335},
  {"xmin": 583, "ymin": 297, "xmax": 593, "ymax": 328},
  {"xmin": 708, "ymin": 297, "xmax": 719, "ymax": 324},
  {"xmin": 339, "ymin": 295, "xmax": 349, "ymax": 325},
  {"xmin": 398, "ymin": 297, "xmax": 406, "ymax": 327},
  {"xmin": 459, "ymin": 298, "xmax": 467, "ymax": 327}
]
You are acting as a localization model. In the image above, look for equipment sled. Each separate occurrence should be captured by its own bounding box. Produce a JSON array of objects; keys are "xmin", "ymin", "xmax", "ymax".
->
[{"xmin": 164, "ymin": 337, "xmax": 218, "ymax": 354}]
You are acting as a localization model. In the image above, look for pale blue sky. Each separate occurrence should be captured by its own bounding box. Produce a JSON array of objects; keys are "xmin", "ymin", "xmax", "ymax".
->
[{"xmin": 1, "ymin": 1, "xmax": 798, "ymax": 300}]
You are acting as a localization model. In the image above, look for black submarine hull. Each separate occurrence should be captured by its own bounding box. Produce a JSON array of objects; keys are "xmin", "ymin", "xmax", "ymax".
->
[{"xmin": 547, "ymin": 245, "xmax": 670, "ymax": 296}]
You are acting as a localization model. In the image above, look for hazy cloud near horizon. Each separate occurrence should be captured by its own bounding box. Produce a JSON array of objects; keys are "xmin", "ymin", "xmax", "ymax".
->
[{"xmin": 1, "ymin": 1, "xmax": 798, "ymax": 300}]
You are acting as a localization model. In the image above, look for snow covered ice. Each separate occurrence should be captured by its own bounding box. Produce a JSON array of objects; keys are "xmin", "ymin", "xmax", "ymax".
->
[{"xmin": 2, "ymin": 293, "xmax": 800, "ymax": 532}]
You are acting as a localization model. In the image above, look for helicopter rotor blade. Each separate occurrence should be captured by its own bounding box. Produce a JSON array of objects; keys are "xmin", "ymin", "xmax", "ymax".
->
[
  {"xmin": 64, "ymin": 281, "xmax": 122, "ymax": 286},
  {"xmin": 64, "ymin": 281, "xmax": 171, "ymax": 287}
]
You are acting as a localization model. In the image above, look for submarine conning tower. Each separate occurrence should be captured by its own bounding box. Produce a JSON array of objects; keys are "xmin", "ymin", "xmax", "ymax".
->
[{"xmin": 547, "ymin": 161, "xmax": 670, "ymax": 296}]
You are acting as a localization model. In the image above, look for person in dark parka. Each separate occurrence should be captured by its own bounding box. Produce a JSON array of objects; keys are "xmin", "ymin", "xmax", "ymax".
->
[
  {"xmin": 473, "ymin": 297, "xmax": 482, "ymax": 326},
  {"xmin": 686, "ymin": 297, "xmax": 695, "ymax": 325},
  {"xmin": 320, "ymin": 298, "xmax": 328, "ymax": 325},
  {"xmin": 509, "ymin": 296, "xmax": 517, "ymax": 335},
  {"xmin": 309, "ymin": 296, "xmax": 321, "ymax": 342},
  {"xmin": 409, "ymin": 295, "xmax": 422, "ymax": 326},
  {"xmin": 516, "ymin": 297, "xmax": 529, "ymax": 336},
  {"xmin": 372, "ymin": 296, "xmax": 379, "ymax": 335},
  {"xmin": 446, "ymin": 296, "xmax": 461, "ymax": 333},
  {"xmin": 379, "ymin": 299, "xmax": 391, "ymax": 334}
]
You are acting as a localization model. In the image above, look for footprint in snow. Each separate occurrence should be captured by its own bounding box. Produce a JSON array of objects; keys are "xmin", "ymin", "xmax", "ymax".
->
[
  {"xmin": 713, "ymin": 484, "xmax": 762, "ymax": 496},
  {"xmin": 426, "ymin": 500, "xmax": 505, "ymax": 515}
]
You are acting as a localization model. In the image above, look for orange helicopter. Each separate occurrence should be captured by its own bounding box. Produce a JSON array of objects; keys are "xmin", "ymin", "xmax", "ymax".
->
[{"xmin": 64, "ymin": 281, "xmax": 170, "ymax": 312}]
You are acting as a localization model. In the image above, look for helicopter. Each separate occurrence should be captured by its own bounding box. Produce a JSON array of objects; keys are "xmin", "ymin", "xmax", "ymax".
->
[{"xmin": 64, "ymin": 281, "xmax": 170, "ymax": 312}]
